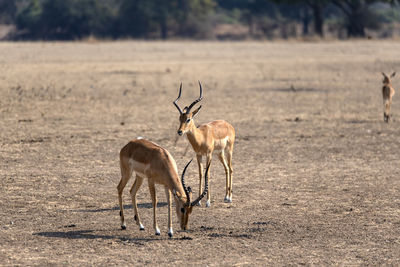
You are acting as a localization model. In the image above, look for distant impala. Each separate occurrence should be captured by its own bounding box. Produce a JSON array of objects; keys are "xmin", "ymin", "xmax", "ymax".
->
[
  {"xmin": 117, "ymin": 138, "xmax": 209, "ymax": 237},
  {"xmin": 173, "ymin": 82, "xmax": 235, "ymax": 207},
  {"xmin": 382, "ymin": 72, "xmax": 396, "ymax": 122}
]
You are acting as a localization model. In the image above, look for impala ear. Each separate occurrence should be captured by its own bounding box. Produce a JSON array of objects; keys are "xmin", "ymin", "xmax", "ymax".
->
[
  {"xmin": 382, "ymin": 72, "xmax": 390, "ymax": 83},
  {"xmin": 391, "ymin": 72, "xmax": 396, "ymax": 78},
  {"xmin": 191, "ymin": 105, "xmax": 202, "ymax": 118}
]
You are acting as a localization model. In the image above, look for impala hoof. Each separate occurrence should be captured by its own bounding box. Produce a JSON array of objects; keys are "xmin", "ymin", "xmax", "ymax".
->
[
  {"xmin": 196, "ymin": 201, "xmax": 201, "ymax": 206},
  {"xmin": 206, "ymin": 200, "xmax": 211, "ymax": 207},
  {"xmin": 155, "ymin": 228, "xmax": 161, "ymax": 236},
  {"xmin": 168, "ymin": 228, "xmax": 173, "ymax": 238},
  {"xmin": 139, "ymin": 223, "xmax": 145, "ymax": 231},
  {"xmin": 121, "ymin": 224, "xmax": 126, "ymax": 230},
  {"xmin": 224, "ymin": 196, "xmax": 232, "ymax": 203}
]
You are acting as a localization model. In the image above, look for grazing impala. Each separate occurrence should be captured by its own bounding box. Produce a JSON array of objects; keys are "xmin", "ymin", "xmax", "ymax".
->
[
  {"xmin": 117, "ymin": 138, "xmax": 209, "ymax": 237},
  {"xmin": 382, "ymin": 72, "xmax": 396, "ymax": 122},
  {"xmin": 173, "ymin": 82, "xmax": 235, "ymax": 207}
]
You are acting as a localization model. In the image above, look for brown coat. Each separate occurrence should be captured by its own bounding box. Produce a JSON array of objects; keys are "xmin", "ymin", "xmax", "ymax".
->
[{"xmin": 382, "ymin": 72, "xmax": 396, "ymax": 122}]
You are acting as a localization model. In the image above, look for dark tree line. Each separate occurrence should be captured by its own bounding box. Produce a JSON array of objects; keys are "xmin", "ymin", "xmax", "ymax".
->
[
  {"xmin": 220, "ymin": 0, "xmax": 398, "ymax": 38},
  {"xmin": 0, "ymin": 0, "xmax": 399, "ymax": 40}
]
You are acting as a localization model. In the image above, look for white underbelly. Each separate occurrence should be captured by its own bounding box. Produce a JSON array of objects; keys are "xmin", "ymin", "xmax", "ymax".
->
[
  {"xmin": 213, "ymin": 136, "xmax": 229, "ymax": 153},
  {"xmin": 129, "ymin": 159, "xmax": 148, "ymax": 178}
]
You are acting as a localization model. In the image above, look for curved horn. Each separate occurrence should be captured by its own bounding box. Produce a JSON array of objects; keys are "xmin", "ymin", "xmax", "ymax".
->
[
  {"xmin": 181, "ymin": 158, "xmax": 193, "ymax": 204},
  {"xmin": 191, "ymin": 161, "xmax": 210, "ymax": 207},
  {"xmin": 186, "ymin": 81, "xmax": 203, "ymax": 113},
  {"xmin": 173, "ymin": 83, "xmax": 183, "ymax": 115}
]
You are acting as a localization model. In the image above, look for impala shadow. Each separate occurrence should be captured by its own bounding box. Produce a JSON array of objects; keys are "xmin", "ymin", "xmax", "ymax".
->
[
  {"xmin": 345, "ymin": 119, "xmax": 373, "ymax": 124},
  {"xmin": 74, "ymin": 202, "xmax": 168, "ymax": 213},
  {"xmin": 33, "ymin": 230, "xmax": 161, "ymax": 243},
  {"xmin": 34, "ymin": 229, "xmax": 193, "ymax": 242}
]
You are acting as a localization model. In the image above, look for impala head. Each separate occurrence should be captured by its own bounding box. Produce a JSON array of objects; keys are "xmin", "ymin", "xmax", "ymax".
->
[
  {"xmin": 173, "ymin": 159, "xmax": 209, "ymax": 230},
  {"xmin": 173, "ymin": 81, "xmax": 203, "ymax": 136},
  {"xmin": 382, "ymin": 72, "xmax": 395, "ymax": 84}
]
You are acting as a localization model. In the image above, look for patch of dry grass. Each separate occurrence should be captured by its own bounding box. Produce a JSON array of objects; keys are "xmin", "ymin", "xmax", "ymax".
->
[{"xmin": 1, "ymin": 40, "xmax": 400, "ymax": 265}]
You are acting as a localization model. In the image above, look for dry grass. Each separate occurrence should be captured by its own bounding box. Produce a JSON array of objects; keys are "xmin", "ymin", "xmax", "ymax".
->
[{"xmin": 1, "ymin": 40, "xmax": 400, "ymax": 265}]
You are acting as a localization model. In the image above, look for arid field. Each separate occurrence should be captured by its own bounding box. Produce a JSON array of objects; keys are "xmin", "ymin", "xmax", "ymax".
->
[{"xmin": 1, "ymin": 40, "xmax": 400, "ymax": 265}]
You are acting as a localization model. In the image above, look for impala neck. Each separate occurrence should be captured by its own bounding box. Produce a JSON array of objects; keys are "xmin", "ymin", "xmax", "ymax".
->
[
  {"xmin": 171, "ymin": 179, "xmax": 185, "ymax": 196},
  {"xmin": 163, "ymin": 169, "xmax": 187, "ymax": 201},
  {"xmin": 171, "ymin": 180, "xmax": 188, "ymax": 203},
  {"xmin": 185, "ymin": 120, "xmax": 203, "ymax": 150}
]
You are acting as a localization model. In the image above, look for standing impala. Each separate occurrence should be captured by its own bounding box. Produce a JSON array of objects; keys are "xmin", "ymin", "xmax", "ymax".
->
[
  {"xmin": 382, "ymin": 72, "xmax": 396, "ymax": 122},
  {"xmin": 173, "ymin": 82, "xmax": 235, "ymax": 207},
  {"xmin": 117, "ymin": 138, "xmax": 209, "ymax": 237}
]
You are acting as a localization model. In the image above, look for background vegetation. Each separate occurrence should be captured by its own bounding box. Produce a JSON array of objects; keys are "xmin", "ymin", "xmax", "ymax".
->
[{"xmin": 0, "ymin": 0, "xmax": 400, "ymax": 40}]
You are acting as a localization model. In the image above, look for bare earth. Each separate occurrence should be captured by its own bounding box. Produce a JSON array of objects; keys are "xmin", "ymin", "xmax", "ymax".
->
[{"xmin": 1, "ymin": 41, "xmax": 400, "ymax": 266}]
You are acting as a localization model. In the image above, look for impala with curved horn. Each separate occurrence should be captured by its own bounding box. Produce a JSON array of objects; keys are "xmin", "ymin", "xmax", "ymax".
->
[
  {"xmin": 173, "ymin": 82, "xmax": 235, "ymax": 207},
  {"xmin": 117, "ymin": 138, "xmax": 209, "ymax": 237}
]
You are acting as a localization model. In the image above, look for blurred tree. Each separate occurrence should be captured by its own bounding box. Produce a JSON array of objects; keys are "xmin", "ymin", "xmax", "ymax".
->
[
  {"xmin": 16, "ymin": 0, "xmax": 42, "ymax": 38},
  {"xmin": 40, "ymin": 0, "xmax": 73, "ymax": 39},
  {"xmin": 11, "ymin": 0, "xmax": 400, "ymax": 40},
  {"xmin": 277, "ymin": 3, "xmax": 310, "ymax": 37},
  {"xmin": 16, "ymin": 0, "xmax": 115, "ymax": 39},
  {"xmin": 306, "ymin": 0, "xmax": 327, "ymax": 37},
  {"xmin": 331, "ymin": 0, "xmax": 398, "ymax": 37},
  {"xmin": 0, "ymin": 0, "xmax": 17, "ymax": 24},
  {"xmin": 118, "ymin": 0, "xmax": 158, "ymax": 38},
  {"xmin": 175, "ymin": 0, "xmax": 215, "ymax": 38},
  {"xmin": 89, "ymin": 0, "xmax": 119, "ymax": 38},
  {"xmin": 302, "ymin": 6, "xmax": 311, "ymax": 35},
  {"xmin": 118, "ymin": 0, "xmax": 214, "ymax": 39},
  {"xmin": 216, "ymin": 0, "xmax": 278, "ymax": 36},
  {"xmin": 272, "ymin": 0, "xmax": 330, "ymax": 37}
]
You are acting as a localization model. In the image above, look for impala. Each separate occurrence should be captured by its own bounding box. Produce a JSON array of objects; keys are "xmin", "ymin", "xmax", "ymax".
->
[
  {"xmin": 117, "ymin": 138, "xmax": 209, "ymax": 237},
  {"xmin": 173, "ymin": 82, "xmax": 235, "ymax": 207},
  {"xmin": 382, "ymin": 72, "xmax": 396, "ymax": 122}
]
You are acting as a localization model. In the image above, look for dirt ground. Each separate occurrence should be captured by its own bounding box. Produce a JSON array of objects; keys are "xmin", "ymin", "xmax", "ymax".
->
[{"xmin": 1, "ymin": 40, "xmax": 400, "ymax": 266}]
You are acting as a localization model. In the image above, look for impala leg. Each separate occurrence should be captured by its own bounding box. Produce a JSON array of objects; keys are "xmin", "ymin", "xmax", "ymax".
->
[
  {"xmin": 196, "ymin": 154, "xmax": 203, "ymax": 206},
  {"xmin": 117, "ymin": 160, "xmax": 133, "ymax": 230},
  {"xmin": 165, "ymin": 188, "xmax": 173, "ymax": 238},
  {"xmin": 148, "ymin": 181, "xmax": 160, "ymax": 235},
  {"xmin": 117, "ymin": 178, "xmax": 129, "ymax": 229},
  {"xmin": 130, "ymin": 175, "xmax": 145, "ymax": 230},
  {"xmin": 384, "ymin": 100, "xmax": 391, "ymax": 122},
  {"xmin": 218, "ymin": 151, "xmax": 230, "ymax": 203},
  {"xmin": 227, "ymin": 143, "xmax": 234, "ymax": 202},
  {"xmin": 383, "ymin": 101, "xmax": 387, "ymax": 122},
  {"xmin": 205, "ymin": 154, "xmax": 212, "ymax": 207}
]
